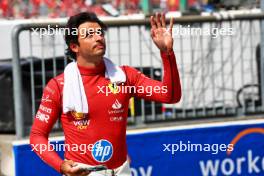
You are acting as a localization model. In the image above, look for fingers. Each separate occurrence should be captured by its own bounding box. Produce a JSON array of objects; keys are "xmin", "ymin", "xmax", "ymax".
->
[
  {"xmin": 156, "ymin": 13, "xmax": 162, "ymax": 28},
  {"xmin": 68, "ymin": 168, "xmax": 89, "ymax": 176},
  {"xmin": 62, "ymin": 160, "xmax": 81, "ymax": 175},
  {"xmin": 150, "ymin": 28, "xmax": 155, "ymax": 38},
  {"xmin": 69, "ymin": 166, "xmax": 80, "ymax": 173},
  {"xmin": 80, "ymin": 171, "xmax": 90, "ymax": 176},
  {"xmin": 74, "ymin": 169, "xmax": 90, "ymax": 176},
  {"xmin": 151, "ymin": 13, "xmax": 167, "ymax": 29},
  {"xmin": 161, "ymin": 13, "xmax": 166, "ymax": 28},
  {"xmin": 169, "ymin": 17, "xmax": 174, "ymax": 34},
  {"xmin": 150, "ymin": 16, "xmax": 157, "ymax": 30},
  {"xmin": 69, "ymin": 160, "xmax": 77, "ymax": 166},
  {"xmin": 83, "ymin": 171, "xmax": 91, "ymax": 176}
]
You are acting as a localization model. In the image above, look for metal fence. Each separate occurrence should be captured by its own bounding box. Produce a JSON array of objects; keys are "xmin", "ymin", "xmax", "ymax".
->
[{"xmin": 11, "ymin": 13, "xmax": 264, "ymax": 138}]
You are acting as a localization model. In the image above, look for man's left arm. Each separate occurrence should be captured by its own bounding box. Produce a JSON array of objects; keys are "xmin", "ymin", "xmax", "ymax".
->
[
  {"xmin": 124, "ymin": 50, "xmax": 181, "ymax": 103},
  {"xmin": 124, "ymin": 13, "xmax": 181, "ymax": 103}
]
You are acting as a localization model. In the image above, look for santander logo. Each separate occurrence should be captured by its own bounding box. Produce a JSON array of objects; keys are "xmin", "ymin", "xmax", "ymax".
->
[
  {"xmin": 108, "ymin": 99, "xmax": 124, "ymax": 115},
  {"xmin": 112, "ymin": 99, "xmax": 122, "ymax": 110}
]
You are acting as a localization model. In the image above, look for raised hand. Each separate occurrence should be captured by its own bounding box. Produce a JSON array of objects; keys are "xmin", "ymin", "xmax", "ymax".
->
[{"xmin": 150, "ymin": 13, "xmax": 174, "ymax": 52}]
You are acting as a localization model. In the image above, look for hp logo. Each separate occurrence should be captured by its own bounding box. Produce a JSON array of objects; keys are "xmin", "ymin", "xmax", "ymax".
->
[{"xmin": 92, "ymin": 139, "xmax": 113, "ymax": 162}]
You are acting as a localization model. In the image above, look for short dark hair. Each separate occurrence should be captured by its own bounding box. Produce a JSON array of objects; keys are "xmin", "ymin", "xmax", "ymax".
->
[{"xmin": 65, "ymin": 12, "xmax": 107, "ymax": 60}]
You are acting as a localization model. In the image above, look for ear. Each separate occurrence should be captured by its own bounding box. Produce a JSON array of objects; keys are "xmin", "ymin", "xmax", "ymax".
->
[{"xmin": 70, "ymin": 43, "xmax": 79, "ymax": 53}]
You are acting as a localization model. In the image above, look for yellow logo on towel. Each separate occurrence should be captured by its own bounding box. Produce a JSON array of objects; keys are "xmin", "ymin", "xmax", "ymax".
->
[{"xmin": 108, "ymin": 83, "xmax": 119, "ymax": 94}]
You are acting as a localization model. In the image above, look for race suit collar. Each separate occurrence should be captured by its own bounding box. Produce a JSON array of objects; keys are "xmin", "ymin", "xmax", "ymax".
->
[{"xmin": 77, "ymin": 60, "xmax": 105, "ymax": 75}]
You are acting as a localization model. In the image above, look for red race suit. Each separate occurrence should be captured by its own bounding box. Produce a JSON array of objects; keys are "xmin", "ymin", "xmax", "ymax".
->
[{"xmin": 30, "ymin": 51, "xmax": 181, "ymax": 172}]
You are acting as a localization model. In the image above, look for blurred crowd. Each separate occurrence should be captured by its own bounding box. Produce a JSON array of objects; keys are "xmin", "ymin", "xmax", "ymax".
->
[
  {"xmin": 0, "ymin": 0, "xmax": 260, "ymax": 19},
  {"xmin": 0, "ymin": 0, "xmax": 139, "ymax": 18}
]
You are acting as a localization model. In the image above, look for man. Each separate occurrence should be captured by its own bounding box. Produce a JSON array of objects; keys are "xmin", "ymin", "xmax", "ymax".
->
[{"xmin": 30, "ymin": 12, "xmax": 181, "ymax": 176}]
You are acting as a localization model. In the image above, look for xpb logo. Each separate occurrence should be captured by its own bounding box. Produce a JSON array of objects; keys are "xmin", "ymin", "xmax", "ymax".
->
[{"xmin": 92, "ymin": 139, "xmax": 113, "ymax": 162}]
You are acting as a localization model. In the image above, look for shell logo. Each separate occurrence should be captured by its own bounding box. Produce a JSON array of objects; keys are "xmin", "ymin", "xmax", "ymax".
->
[{"xmin": 71, "ymin": 111, "xmax": 86, "ymax": 120}]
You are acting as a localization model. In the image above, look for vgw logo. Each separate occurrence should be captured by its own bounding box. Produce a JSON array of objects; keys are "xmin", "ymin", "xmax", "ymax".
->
[
  {"xmin": 92, "ymin": 139, "xmax": 113, "ymax": 162},
  {"xmin": 199, "ymin": 128, "xmax": 264, "ymax": 176}
]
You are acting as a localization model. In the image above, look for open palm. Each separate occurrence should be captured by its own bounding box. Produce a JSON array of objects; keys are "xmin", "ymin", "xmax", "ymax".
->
[{"xmin": 150, "ymin": 13, "xmax": 174, "ymax": 52}]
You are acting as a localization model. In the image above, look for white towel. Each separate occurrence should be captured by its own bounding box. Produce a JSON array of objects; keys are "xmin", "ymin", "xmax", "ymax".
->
[
  {"xmin": 104, "ymin": 58, "xmax": 126, "ymax": 84},
  {"xmin": 63, "ymin": 58, "xmax": 126, "ymax": 114}
]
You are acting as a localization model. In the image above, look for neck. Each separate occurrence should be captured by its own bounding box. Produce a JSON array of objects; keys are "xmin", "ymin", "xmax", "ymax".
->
[{"xmin": 76, "ymin": 55, "xmax": 103, "ymax": 67}]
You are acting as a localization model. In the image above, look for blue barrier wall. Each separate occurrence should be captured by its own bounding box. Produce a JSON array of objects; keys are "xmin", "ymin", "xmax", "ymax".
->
[{"xmin": 13, "ymin": 120, "xmax": 264, "ymax": 176}]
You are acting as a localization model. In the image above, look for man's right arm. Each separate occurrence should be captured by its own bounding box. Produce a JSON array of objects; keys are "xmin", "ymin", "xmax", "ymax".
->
[
  {"xmin": 30, "ymin": 78, "xmax": 91, "ymax": 176},
  {"xmin": 29, "ymin": 78, "xmax": 64, "ymax": 173}
]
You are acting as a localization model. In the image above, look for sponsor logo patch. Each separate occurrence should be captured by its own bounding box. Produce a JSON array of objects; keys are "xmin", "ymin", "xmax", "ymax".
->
[
  {"xmin": 39, "ymin": 105, "xmax": 52, "ymax": 114},
  {"xmin": 108, "ymin": 83, "xmax": 119, "ymax": 94},
  {"xmin": 36, "ymin": 111, "xmax": 50, "ymax": 123},
  {"xmin": 112, "ymin": 99, "xmax": 122, "ymax": 110},
  {"xmin": 71, "ymin": 111, "xmax": 87, "ymax": 120},
  {"xmin": 92, "ymin": 139, "xmax": 113, "ymax": 163},
  {"xmin": 71, "ymin": 111, "xmax": 90, "ymax": 130},
  {"xmin": 110, "ymin": 116, "xmax": 124, "ymax": 122},
  {"xmin": 108, "ymin": 99, "xmax": 125, "ymax": 115},
  {"xmin": 41, "ymin": 95, "xmax": 52, "ymax": 103}
]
